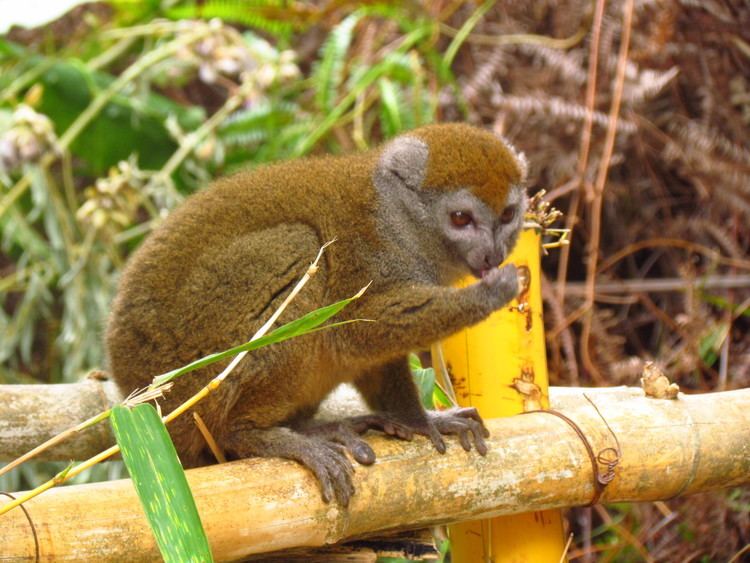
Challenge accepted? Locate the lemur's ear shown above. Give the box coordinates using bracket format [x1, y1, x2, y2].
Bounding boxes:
[373, 136, 428, 192]
[495, 133, 528, 183]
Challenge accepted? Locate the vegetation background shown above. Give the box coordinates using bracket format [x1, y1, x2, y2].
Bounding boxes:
[1, 0, 748, 560]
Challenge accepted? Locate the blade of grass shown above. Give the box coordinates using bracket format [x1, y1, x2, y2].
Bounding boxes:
[313, 13, 362, 112]
[440, 0, 496, 79]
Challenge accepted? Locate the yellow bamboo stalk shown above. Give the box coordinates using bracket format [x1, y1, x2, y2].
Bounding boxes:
[434, 226, 567, 562]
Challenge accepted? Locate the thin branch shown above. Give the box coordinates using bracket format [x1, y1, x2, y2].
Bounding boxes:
[555, 0, 606, 306]
[562, 275, 750, 296]
[439, 23, 588, 50]
[580, 0, 635, 382]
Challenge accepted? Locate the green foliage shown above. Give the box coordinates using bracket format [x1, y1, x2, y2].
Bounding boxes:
[111, 404, 213, 562]
[217, 99, 302, 165]
[699, 291, 750, 318]
[409, 353, 437, 409]
[408, 353, 451, 410]
[0, 20, 302, 383]
[297, 20, 436, 154]
[698, 322, 729, 367]
[109, 0, 163, 25]
[35, 60, 203, 175]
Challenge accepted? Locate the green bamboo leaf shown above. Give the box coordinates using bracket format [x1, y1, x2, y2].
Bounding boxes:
[408, 354, 452, 409]
[413, 365, 436, 410]
[440, 0, 495, 80]
[152, 286, 367, 386]
[408, 352, 422, 372]
[111, 404, 213, 563]
[409, 353, 437, 409]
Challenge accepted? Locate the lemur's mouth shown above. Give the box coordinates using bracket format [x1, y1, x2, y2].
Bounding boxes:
[470, 267, 491, 280]
[471, 259, 505, 280]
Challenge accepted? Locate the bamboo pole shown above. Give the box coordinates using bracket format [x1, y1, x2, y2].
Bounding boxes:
[0, 375, 120, 460]
[2, 387, 749, 561]
[434, 227, 567, 561]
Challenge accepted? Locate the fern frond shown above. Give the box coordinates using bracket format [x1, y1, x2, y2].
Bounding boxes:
[312, 13, 361, 113]
[166, 0, 296, 37]
[494, 94, 637, 133]
[220, 100, 296, 135]
[219, 101, 297, 150]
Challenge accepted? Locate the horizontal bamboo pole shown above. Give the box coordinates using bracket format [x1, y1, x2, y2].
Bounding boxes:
[2, 387, 749, 561]
[0, 376, 121, 460]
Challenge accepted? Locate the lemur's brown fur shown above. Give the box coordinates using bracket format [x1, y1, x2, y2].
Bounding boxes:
[107, 123, 527, 505]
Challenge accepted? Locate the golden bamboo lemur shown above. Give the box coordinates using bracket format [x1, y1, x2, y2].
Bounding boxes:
[106, 123, 528, 505]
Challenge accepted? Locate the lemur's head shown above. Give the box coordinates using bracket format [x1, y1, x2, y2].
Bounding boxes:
[374, 123, 527, 281]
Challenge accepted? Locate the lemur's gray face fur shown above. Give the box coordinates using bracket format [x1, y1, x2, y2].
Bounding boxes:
[373, 133, 527, 283]
[430, 185, 526, 280]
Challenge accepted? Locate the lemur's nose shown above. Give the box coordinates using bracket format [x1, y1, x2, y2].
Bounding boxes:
[484, 249, 505, 269]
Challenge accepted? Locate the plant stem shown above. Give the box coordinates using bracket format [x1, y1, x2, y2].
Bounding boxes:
[145, 76, 255, 198]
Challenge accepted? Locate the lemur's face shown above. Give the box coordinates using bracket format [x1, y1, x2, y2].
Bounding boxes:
[373, 125, 528, 283]
[432, 185, 526, 280]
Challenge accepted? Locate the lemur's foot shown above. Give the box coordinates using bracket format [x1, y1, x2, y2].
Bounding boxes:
[347, 407, 489, 455]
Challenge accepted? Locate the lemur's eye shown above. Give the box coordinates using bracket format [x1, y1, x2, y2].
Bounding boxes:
[500, 205, 517, 224]
[450, 211, 473, 228]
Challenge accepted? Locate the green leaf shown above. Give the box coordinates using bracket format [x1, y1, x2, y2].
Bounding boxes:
[0, 37, 25, 59]
[152, 286, 367, 386]
[408, 352, 422, 372]
[699, 291, 750, 318]
[432, 385, 453, 409]
[414, 366, 436, 409]
[111, 404, 213, 563]
[437, 538, 451, 560]
[218, 100, 298, 158]
[409, 353, 436, 409]
[440, 0, 495, 80]
[296, 23, 430, 155]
